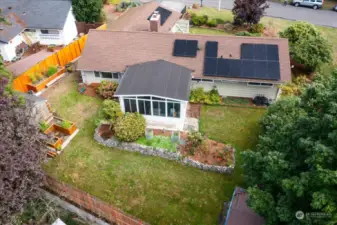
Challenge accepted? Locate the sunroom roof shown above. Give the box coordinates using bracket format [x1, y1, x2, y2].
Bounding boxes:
[115, 60, 192, 101]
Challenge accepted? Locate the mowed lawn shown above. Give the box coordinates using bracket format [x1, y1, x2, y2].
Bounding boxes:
[43, 74, 235, 225]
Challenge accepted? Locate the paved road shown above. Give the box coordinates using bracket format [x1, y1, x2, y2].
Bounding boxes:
[179, 0, 337, 27]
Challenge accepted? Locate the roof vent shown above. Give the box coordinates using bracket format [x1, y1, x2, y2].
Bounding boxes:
[149, 11, 160, 32]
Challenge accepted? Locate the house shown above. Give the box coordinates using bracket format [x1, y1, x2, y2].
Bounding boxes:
[110, 1, 189, 33]
[77, 30, 291, 130]
[0, 0, 77, 62]
[223, 187, 265, 225]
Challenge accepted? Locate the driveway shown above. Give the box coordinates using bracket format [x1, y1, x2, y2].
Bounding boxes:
[177, 0, 337, 27]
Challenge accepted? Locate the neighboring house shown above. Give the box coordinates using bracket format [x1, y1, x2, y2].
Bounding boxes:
[0, 0, 77, 62]
[77, 30, 291, 130]
[223, 187, 265, 225]
[110, 1, 189, 33]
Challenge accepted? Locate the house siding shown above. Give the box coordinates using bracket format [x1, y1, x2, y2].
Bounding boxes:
[191, 81, 279, 100]
[61, 7, 78, 45]
[81, 71, 119, 84]
[0, 34, 24, 61]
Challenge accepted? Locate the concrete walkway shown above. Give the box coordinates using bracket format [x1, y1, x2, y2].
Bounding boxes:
[178, 0, 337, 27]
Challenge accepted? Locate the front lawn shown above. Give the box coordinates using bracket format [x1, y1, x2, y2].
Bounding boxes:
[43, 74, 235, 225]
[189, 7, 337, 55]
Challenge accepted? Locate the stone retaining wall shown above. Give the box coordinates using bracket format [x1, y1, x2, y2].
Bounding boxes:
[94, 128, 235, 174]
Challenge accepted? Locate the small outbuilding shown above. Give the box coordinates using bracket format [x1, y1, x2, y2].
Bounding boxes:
[115, 60, 191, 130]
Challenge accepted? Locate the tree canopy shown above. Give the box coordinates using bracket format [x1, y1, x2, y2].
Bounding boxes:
[242, 71, 337, 225]
[72, 0, 104, 23]
[0, 78, 46, 224]
[232, 0, 269, 25]
[280, 22, 332, 72]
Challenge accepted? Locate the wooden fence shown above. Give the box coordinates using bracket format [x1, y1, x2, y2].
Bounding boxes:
[44, 175, 148, 225]
[12, 24, 106, 93]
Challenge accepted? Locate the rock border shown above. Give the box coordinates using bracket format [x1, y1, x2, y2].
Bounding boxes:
[94, 128, 235, 174]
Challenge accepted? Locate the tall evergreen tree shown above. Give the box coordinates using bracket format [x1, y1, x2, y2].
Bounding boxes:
[72, 0, 104, 23]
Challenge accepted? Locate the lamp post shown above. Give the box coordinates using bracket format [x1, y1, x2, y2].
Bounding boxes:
[218, 0, 221, 11]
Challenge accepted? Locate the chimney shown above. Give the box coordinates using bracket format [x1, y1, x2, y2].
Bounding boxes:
[150, 11, 160, 32]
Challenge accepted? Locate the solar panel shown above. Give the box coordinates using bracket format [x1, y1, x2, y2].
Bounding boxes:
[241, 44, 254, 60]
[217, 58, 230, 76]
[173, 39, 198, 57]
[267, 45, 279, 61]
[241, 60, 255, 78]
[173, 40, 186, 56]
[204, 58, 218, 76]
[148, 7, 172, 25]
[254, 44, 267, 61]
[254, 61, 268, 79]
[267, 61, 280, 80]
[185, 40, 198, 57]
[205, 41, 218, 58]
[229, 59, 242, 77]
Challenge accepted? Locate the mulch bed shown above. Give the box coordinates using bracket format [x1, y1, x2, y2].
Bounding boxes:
[179, 139, 234, 167]
[78, 83, 101, 98]
[187, 103, 201, 118]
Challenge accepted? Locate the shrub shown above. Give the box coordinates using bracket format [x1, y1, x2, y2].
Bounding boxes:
[96, 81, 118, 99]
[186, 131, 205, 155]
[29, 73, 37, 84]
[191, 14, 208, 26]
[279, 75, 310, 97]
[60, 120, 72, 129]
[114, 113, 146, 142]
[235, 31, 261, 37]
[35, 72, 44, 81]
[101, 99, 123, 123]
[39, 121, 50, 132]
[279, 22, 332, 71]
[189, 87, 222, 104]
[206, 19, 217, 27]
[45, 65, 57, 77]
[251, 23, 264, 34]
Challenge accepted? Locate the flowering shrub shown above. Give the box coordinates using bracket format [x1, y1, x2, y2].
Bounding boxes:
[96, 81, 118, 99]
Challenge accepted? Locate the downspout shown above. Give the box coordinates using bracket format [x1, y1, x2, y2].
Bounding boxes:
[224, 188, 237, 225]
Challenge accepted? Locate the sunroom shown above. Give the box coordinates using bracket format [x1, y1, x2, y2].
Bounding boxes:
[114, 60, 192, 131]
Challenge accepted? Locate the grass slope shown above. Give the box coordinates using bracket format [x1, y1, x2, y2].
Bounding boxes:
[43, 75, 233, 225]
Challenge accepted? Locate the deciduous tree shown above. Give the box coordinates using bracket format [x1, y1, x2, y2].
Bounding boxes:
[0, 78, 46, 224]
[242, 72, 337, 225]
[232, 0, 269, 25]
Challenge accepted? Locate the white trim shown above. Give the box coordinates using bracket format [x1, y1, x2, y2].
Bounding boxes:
[114, 94, 188, 103]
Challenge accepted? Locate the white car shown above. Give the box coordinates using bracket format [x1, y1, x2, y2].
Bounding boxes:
[293, 0, 323, 9]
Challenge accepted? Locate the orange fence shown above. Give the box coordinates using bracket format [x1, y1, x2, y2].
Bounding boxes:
[12, 24, 101, 93]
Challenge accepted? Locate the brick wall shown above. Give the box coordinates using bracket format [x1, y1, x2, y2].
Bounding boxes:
[44, 175, 148, 225]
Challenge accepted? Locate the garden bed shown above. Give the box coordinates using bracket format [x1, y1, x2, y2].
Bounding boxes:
[94, 125, 235, 173]
[41, 116, 78, 154]
[27, 67, 65, 93]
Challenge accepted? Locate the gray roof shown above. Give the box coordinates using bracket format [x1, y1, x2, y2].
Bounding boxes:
[0, 13, 26, 43]
[1, 0, 71, 42]
[115, 60, 192, 101]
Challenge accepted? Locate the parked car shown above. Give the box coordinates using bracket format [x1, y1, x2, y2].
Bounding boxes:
[334, 4, 337, 11]
[293, 0, 323, 9]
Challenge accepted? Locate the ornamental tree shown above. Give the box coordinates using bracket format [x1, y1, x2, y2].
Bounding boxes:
[72, 0, 104, 23]
[232, 0, 269, 25]
[280, 22, 332, 71]
[242, 72, 337, 225]
[0, 78, 46, 224]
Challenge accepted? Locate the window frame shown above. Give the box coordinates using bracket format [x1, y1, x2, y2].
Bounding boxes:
[101, 72, 113, 79]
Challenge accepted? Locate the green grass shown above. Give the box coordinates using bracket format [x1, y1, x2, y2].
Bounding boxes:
[200, 105, 265, 151]
[190, 27, 233, 35]
[222, 97, 252, 106]
[136, 136, 178, 153]
[43, 75, 235, 225]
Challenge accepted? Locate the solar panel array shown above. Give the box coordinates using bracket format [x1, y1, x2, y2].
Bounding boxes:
[173, 39, 198, 57]
[148, 7, 172, 26]
[203, 42, 281, 80]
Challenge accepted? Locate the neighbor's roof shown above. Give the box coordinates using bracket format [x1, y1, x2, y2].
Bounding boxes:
[0, 0, 71, 42]
[159, 1, 186, 13]
[225, 187, 265, 225]
[77, 30, 291, 83]
[115, 60, 192, 101]
[109, 2, 181, 32]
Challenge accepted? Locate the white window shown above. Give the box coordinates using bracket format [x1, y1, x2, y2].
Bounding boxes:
[113, 73, 119, 79]
[101, 72, 113, 79]
[94, 71, 100, 77]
